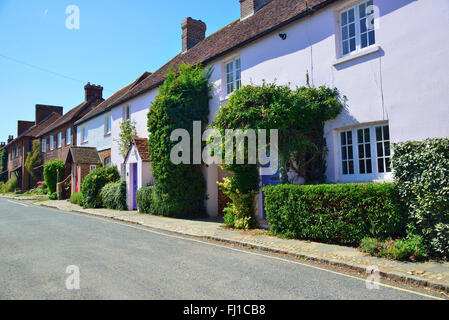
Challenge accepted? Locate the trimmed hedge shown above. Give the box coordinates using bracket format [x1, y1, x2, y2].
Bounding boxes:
[43, 159, 65, 194]
[392, 138, 449, 259]
[81, 166, 120, 208]
[263, 183, 407, 245]
[136, 186, 154, 214]
[100, 180, 127, 211]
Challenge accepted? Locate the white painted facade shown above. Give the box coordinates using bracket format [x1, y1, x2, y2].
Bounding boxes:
[85, 0, 449, 217]
[76, 112, 112, 153]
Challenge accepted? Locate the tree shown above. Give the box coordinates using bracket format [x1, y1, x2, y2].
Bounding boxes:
[147, 63, 211, 218]
[212, 82, 344, 229]
[0, 147, 7, 183]
[43, 159, 65, 194]
[25, 140, 43, 184]
[116, 119, 137, 160]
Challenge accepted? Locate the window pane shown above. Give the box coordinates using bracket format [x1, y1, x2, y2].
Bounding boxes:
[341, 132, 346, 145]
[343, 41, 349, 55]
[348, 8, 355, 22]
[369, 31, 375, 45]
[350, 38, 356, 52]
[361, 33, 368, 48]
[377, 142, 383, 157]
[365, 144, 371, 158]
[383, 125, 390, 140]
[376, 127, 382, 141]
[348, 146, 353, 160]
[386, 158, 392, 172]
[385, 142, 391, 156]
[366, 160, 372, 174]
[343, 162, 348, 175]
[364, 128, 370, 141]
[359, 160, 365, 174]
[378, 158, 384, 173]
[349, 23, 355, 38]
[342, 11, 348, 25]
[342, 147, 347, 160]
[349, 161, 354, 174]
[357, 129, 363, 143]
[342, 26, 348, 40]
[359, 3, 366, 18]
[347, 131, 353, 144]
[358, 144, 364, 158]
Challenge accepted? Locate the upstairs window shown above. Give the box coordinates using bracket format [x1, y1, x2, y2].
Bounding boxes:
[50, 136, 54, 151]
[82, 126, 88, 143]
[105, 115, 112, 135]
[339, 0, 376, 56]
[339, 124, 391, 178]
[66, 128, 71, 146]
[42, 139, 47, 153]
[225, 57, 241, 95]
[123, 106, 131, 121]
[57, 132, 62, 149]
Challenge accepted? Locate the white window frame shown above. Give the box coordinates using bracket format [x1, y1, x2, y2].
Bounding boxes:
[50, 136, 54, 151]
[123, 105, 131, 121]
[90, 165, 97, 172]
[82, 126, 88, 143]
[66, 128, 71, 146]
[42, 139, 47, 153]
[105, 114, 112, 135]
[337, 0, 376, 58]
[337, 123, 392, 182]
[104, 156, 111, 167]
[224, 57, 241, 96]
[57, 132, 62, 149]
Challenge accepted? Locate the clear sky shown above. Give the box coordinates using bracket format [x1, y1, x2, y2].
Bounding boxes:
[0, 0, 240, 143]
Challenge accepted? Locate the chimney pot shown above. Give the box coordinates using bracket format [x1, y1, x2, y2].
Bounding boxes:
[84, 83, 104, 101]
[239, 0, 265, 20]
[182, 17, 206, 52]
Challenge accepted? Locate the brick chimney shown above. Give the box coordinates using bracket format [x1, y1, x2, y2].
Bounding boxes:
[35, 105, 63, 125]
[84, 83, 103, 101]
[182, 17, 206, 52]
[7, 136, 14, 144]
[239, 0, 266, 20]
[17, 121, 35, 137]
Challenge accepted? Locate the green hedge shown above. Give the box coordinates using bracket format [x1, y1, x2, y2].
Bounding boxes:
[100, 180, 127, 211]
[136, 186, 154, 214]
[0, 175, 18, 193]
[81, 166, 120, 208]
[43, 159, 65, 194]
[392, 138, 449, 259]
[263, 183, 407, 245]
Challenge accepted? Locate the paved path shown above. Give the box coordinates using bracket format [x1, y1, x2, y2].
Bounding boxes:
[0, 198, 446, 299]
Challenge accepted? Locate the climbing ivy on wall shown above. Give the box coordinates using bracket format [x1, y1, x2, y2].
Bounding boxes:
[147, 63, 212, 218]
[0, 147, 7, 183]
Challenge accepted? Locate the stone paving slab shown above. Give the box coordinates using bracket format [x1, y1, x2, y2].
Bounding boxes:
[27, 199, 449, 293]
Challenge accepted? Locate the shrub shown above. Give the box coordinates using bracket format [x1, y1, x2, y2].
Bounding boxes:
[81, 166, 120, 208]
[100, 180, 127, 211]
[361, 235, 428, 262]
[70, 192, 84, 206]
[43, 159, 65, 194]
[392, 138, 449, 259]
[49, 192, 58, 200]
[263, 183, 407, 245]
[136, 186, 154, 214]
[147, 64, 210, 218]
[0, 148, 7, 183]
[0, 176, 19, 193]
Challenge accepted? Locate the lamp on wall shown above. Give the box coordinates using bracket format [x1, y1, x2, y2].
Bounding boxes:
[279, 33, 287, 40]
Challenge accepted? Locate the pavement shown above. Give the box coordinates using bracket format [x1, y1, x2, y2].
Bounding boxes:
[0, 197, 446, 300]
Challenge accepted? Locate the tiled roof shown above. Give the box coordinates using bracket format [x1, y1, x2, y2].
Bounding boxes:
[76, 0, 336, 124]
[68, 146, 101, 164]
[7, 112, 62, 146]
[38, 97, 104, 136]
[125, 137, 150, 162]
[75, 72, 152, 125]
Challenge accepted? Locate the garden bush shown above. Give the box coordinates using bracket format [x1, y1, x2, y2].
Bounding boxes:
[263, 183, 407, 245]
[81, 166, 120, 209]
[361, 234, 428, 262]
[43, 159, 65, 194]
[136, 186, 154, 214]
[49, 192, 58, 200]
[70, 192, 84, 206]
[0, 176, 19, 193]
[392, 138, 449, 259]
[100, 180, 127, 211]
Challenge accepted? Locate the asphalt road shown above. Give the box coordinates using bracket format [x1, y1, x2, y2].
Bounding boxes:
[0, 197, 445, 300]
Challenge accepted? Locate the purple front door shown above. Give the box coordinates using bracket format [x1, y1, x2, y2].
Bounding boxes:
[132, 163, 138, 210]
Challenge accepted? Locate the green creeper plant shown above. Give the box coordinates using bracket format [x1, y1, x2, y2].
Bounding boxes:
[25, 140, 43, 184]
[43, 159, 65, 194]
[116, 119, 137, 160]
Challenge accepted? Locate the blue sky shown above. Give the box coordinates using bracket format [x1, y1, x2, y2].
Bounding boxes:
[0, 0, 240, 143]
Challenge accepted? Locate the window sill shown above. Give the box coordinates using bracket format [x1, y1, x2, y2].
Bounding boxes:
[104, 132, 111, 137]
[333, 45, 380, 66]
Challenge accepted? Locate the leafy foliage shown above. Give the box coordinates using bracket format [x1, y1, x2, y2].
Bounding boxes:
[361, 235, 428, 262]
[0, 147, 7, 183]
[81, 166, 120, 208]
[147, 63, 211, 218]
[392, 138, 449, 259]
[136, 186, 155, 214]
[263, 183, 407, 245]
[43, 159, 65, 194]
[69, 192, 84, 206]
[212, 82, 344, 229]
[0, 175, 18, 193]
[25, 140, 42, 183]
[116, 119, 137, 160]
[49, 192, 58, 200]
[100, 180, 127, 211]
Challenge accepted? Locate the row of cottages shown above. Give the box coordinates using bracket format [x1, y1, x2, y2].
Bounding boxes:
[3, 84, 105, 191]
[52, 0, 449, 218]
